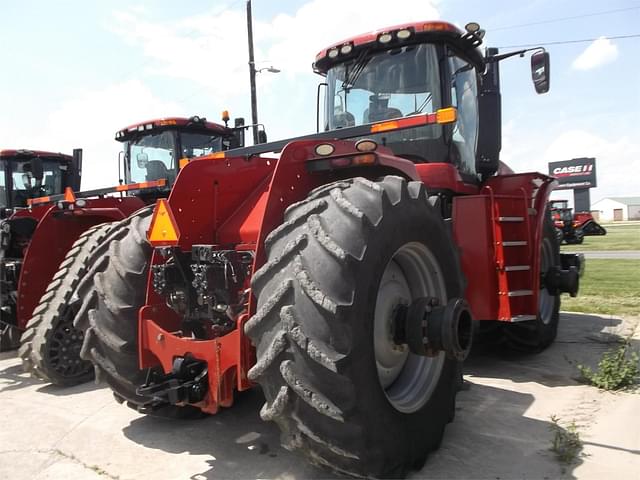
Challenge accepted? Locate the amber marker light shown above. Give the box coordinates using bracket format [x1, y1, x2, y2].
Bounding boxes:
[436, 107, 457, 124]
[63, 187, 76, 203]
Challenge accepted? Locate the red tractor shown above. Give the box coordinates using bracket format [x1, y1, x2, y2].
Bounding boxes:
[549, 199, 606, 244]
[77, 22, 582, 477]
[7, 116, 246, 385]
[0, 149, 83, 349]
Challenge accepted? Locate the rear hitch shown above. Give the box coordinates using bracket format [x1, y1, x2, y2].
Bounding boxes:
[393, 297, 473, 361]
[137, 356, 208, 405]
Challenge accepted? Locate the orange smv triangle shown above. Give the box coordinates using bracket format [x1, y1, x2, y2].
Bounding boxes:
[64, 187, 76, 202]
[147, 199, 180, 246]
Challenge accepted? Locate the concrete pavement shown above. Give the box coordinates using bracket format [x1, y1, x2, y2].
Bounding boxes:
[580, 251, 640, 259]
[1, 312, 639, 479]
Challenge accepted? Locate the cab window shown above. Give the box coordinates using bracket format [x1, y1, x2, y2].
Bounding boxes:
[449, 55, 479, 176]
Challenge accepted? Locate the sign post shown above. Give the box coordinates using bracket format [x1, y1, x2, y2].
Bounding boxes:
[548, 157, 596, 212]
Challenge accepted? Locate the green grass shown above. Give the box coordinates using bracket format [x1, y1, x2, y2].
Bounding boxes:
[562, 259, 640, 315]
[562, 223, 640, 252]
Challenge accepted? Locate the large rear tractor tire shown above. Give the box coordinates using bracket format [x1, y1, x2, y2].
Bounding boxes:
[76, 206, 200, 418]
[502, 214, 561, 352]
[19, 222, 114, 385]
[246, 177, 465, 478]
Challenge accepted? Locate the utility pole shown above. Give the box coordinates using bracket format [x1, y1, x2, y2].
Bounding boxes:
[246, 0, 258, 144]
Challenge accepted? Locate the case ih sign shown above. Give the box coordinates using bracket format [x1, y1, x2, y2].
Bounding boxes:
[548, 157, 597, 190]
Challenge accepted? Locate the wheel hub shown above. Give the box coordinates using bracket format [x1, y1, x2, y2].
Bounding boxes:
[48, 320, 91, 377]
[373, 242, 446, 414]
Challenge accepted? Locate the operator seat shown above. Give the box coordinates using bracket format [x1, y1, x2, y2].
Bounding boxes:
[363, 106, 403, 123]
[334, 111, 355, 128]
[145, 160, 170, 182]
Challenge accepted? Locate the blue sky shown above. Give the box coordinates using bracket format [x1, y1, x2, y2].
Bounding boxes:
[1, 0, 639, 205]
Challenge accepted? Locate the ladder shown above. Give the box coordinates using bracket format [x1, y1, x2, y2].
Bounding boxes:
[484, 186, 538, 321]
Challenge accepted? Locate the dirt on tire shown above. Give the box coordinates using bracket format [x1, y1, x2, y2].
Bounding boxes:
[246, 176, 465, 478]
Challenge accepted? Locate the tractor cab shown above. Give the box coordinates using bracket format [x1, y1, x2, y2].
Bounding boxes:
[115, 115, 246, 191]
[315, 21, 549, 182]
[0, 150, 81, 214]
[550, 199, 574, 223]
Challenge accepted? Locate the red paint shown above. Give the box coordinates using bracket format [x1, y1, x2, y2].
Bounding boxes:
[0, 150, 72, 161]
[15, 197, 145, 329]
[314, 21, 461, 67]
[453, 174, 556, 321]
[138, 306, 248, 413]
[116, 117, 231, 140]
[415, 163, 479, 194]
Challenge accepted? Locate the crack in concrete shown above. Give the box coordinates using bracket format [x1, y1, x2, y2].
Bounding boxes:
[0, 447, 120, 479]
[52, 448, 120, 479]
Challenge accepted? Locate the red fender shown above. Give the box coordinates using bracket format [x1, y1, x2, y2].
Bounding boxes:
[16, 197, 146, 329]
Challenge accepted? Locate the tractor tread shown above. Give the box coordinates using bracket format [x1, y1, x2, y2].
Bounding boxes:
[247, 176, 463, 477]
[76, 206, 201, 418]
[19, 222, 114, 385]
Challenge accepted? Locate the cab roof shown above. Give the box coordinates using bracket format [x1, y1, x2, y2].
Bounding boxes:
[313, 20, 485, 74]
[115, 116, 232, 141]
[0, 149, 73, 161]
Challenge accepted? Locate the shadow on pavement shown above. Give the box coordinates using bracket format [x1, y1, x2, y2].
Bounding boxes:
[123, 380, 584, 479]
[416, 382, 583, 479]
[467, 313, 636, 387]
[121, 313, 630, 478]
[123, 387, 325, 479]
[36, 379, 102, 396]
[0, 350, 101, 395]
[0, 353, 44, 393]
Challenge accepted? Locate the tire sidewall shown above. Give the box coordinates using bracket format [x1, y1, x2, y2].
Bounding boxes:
[343, 195, 462, 468]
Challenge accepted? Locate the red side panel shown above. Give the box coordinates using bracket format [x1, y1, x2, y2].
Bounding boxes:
[453, 196, 497, 320]
[415, 163, 479, 194]
[453, 173, 557, 322]
[16, 197, 145, 329]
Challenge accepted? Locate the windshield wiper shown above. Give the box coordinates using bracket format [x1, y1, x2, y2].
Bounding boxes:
[340, 49, 371, 92]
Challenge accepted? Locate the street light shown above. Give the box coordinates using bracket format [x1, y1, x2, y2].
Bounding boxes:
[256, 66, 281, 74]
[246, 0, 280, 144]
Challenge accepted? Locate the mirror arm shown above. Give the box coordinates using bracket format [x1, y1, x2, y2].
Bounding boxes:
[487, 47, 545, 63]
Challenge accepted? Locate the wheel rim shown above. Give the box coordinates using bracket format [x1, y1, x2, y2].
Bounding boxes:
[539, 238, 555, 325]
[373, 242, 446, 414]
[48, 319, 92, 377]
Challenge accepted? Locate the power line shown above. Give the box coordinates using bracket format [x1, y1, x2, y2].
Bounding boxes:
[492, 6, 640, 31]
[498, 33, 640, 49]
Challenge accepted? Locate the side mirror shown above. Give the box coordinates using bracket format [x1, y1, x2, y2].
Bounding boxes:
[230, 118, 246, 149]
[70, 148, 82, 191]
[257, 129, 267, 144]
[136, 152, 149, 168]
[29, 158, 44, 182]
[531, 51, 550, 94]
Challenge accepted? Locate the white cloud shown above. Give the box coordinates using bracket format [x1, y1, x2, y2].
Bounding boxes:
[105, 0, 442, 144]
[0, 80, 182, 190]
[503, 126, 640, 203]
[108, 1, 440, 97]
[572, 37, 618, 71]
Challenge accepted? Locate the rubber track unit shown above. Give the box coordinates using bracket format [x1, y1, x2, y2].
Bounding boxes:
[246, 176, 464, 478]
[76, 206, 201, 419]
[19, 222, 114, 385]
